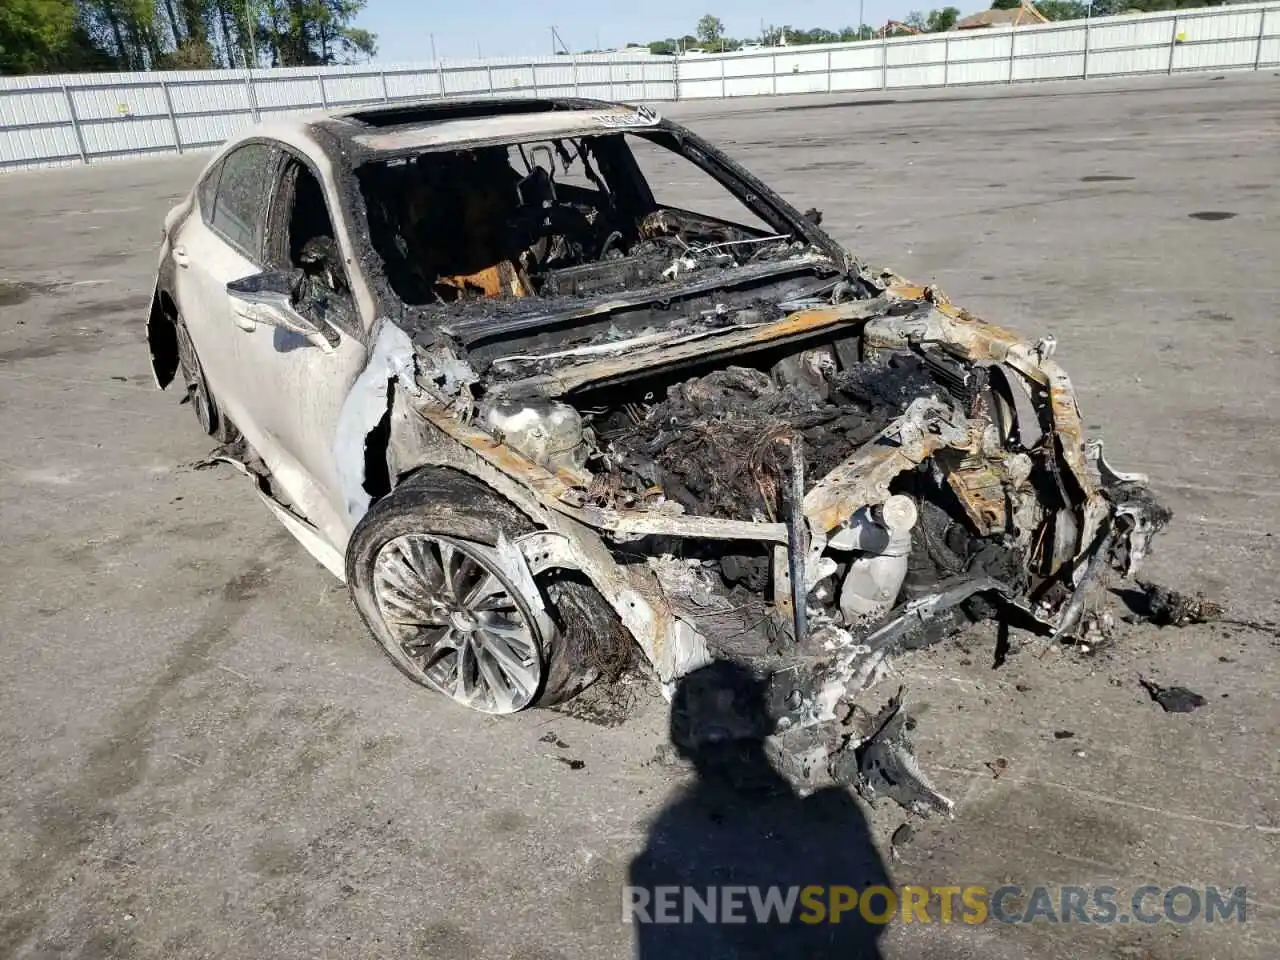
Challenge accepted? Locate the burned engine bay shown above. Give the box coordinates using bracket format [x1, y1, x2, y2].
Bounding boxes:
[361, 125, 1170, 815]
[387, 264, 1173, 815]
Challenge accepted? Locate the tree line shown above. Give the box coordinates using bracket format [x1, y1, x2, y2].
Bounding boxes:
[646, 2, 1231, 54]
[0, 0, 376, 75]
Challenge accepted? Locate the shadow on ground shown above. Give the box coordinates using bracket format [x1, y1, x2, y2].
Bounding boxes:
[629, 662, 889, 959]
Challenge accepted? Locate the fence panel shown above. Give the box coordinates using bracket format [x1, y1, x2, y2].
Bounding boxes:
[0, 2, 1276, 171]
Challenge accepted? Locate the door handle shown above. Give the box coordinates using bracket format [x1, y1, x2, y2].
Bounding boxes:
[172, 245, 190, 268]
[231, 307, 258, 332]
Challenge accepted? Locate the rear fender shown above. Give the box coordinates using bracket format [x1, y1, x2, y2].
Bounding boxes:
[149, 189, 196, 389]
[147, 284, 179, 389]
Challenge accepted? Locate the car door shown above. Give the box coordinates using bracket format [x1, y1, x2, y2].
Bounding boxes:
[170, 141, 279, 423]
[221, 147, 373, 557]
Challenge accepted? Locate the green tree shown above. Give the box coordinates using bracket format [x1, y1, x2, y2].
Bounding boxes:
[339, 26, 375, 60]
[838, 25, 875, 41]
[696, 13, 724, 47]
[990, 0, 1021, 9]
[158, 38, 215, 68]
[1036, 0, 1088, 18]
[925, 6, 961, 30]
[0, 0, 77, 73]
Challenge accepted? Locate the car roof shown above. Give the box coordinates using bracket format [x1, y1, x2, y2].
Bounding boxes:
[218, 98, 665, 171]
[332, 97, 662, 155]
[345, 106, 661, 153]
[250, 98, 663, 158]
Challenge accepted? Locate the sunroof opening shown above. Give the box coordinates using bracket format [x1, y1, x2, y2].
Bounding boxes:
[345, 98, 601, 129]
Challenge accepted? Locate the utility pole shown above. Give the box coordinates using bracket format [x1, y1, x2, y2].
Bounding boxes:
[859, 0, 866, 37]
[430, 33, 437, 62]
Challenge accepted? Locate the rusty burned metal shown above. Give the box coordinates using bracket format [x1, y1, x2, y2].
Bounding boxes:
[487, 300, 887, 400]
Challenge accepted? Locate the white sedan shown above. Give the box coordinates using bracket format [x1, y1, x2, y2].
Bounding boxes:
[147, 97, 1165, 810]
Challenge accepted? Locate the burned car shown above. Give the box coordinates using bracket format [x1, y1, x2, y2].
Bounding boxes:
[148, 98, 1167, 811]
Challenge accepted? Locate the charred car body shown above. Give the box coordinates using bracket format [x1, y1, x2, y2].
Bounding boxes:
[148, 99, 1167, 812]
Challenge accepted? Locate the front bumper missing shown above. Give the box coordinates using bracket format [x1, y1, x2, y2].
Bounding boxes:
[506, 429, 1168, 815]
[411, 291, 1172, 815]
[625, 460, 1170, 815]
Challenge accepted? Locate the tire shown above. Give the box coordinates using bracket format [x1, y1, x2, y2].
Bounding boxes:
[174, 314, 238, 444]
[345, 467, 605, 712]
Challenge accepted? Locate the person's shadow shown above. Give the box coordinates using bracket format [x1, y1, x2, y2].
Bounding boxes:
[628, 662, 890, 959]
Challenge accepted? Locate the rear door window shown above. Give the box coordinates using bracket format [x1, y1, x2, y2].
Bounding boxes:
[209, 142, 278, 260]
[197, 159, 222, 221]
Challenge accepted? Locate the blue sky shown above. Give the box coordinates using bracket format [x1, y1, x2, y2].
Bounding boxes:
[357, 0, 925, 64]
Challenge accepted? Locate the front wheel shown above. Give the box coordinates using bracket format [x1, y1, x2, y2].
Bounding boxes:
[345, 468, 602, 713]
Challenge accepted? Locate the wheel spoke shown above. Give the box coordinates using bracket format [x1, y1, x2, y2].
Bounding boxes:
[375, 571, 435, 622]
[454, 558, 488, 605]
[473, 592, 517, 613]
[402, 624, 450, 650]
[477, 616, 535, 646]
[474, 647, 517, 712]
[402, 537, 444, 591]
[370, 534, 544, 714]
[386, 610, 448, 629]
[377, 555, 433, 606]
[452, 637, 476, 702]
[478, 630, 537, 689]
[464, 570, 505, 606]
[436, 541, 461, 598]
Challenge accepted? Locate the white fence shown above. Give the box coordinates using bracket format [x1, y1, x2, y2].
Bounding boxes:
[677, 2, 1279, 98]
[1, 2, 1277, 171]
[0, 54, 677, 171]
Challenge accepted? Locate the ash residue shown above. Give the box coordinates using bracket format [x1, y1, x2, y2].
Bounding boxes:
[600, 356, 945, 520]
[834, 360, 941, 411]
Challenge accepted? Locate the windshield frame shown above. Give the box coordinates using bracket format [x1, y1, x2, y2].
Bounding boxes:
[327, 115, 852, 322]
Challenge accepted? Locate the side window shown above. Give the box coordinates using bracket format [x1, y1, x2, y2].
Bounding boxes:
[209, 142, 277, 259]
[197, 159, 222, 223]
[625, 134, 772, 233]
[269, 157, 357, 333]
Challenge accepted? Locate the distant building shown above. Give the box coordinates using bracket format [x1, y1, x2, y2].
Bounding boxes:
[954, 5, 1049, 29]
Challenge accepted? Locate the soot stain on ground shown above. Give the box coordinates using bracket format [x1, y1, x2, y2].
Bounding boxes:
[1178, 309, 1234, 324]
[83, 250, 134, 268]
[775, 97, 897, 113]
[0, 280, 32, 307]
[0, 334, 108, 365]
[1188, 211, 1236, 221]
[1080, 175, 1135, 182]
[56, 293, 153, 326]
[0, 279, 68, 308]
